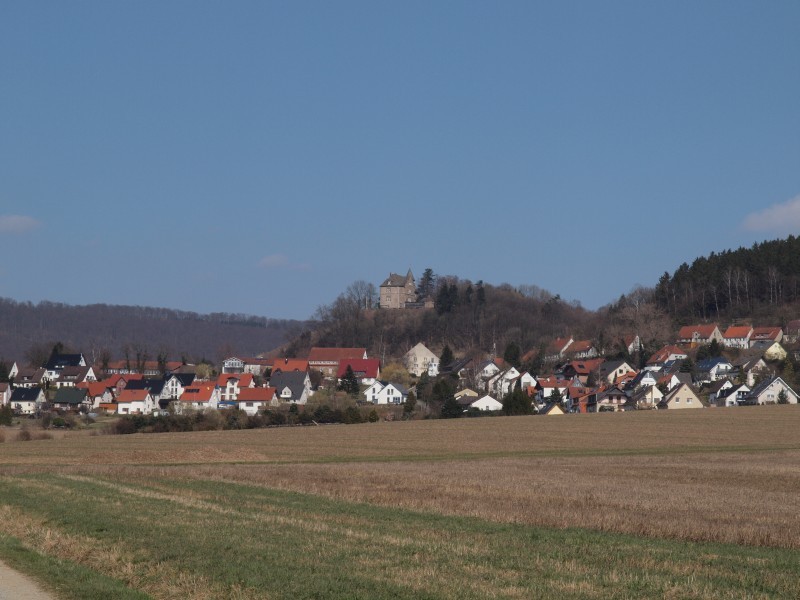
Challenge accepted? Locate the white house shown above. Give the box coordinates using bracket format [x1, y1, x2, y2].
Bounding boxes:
[9, 387, 45, 415]
[363, 381, 408, 405]
[176, 384, 221, 412]
[488, 367, 521, 397]
[467, 395, 503, 411]
[114, 389, 157, 415]
[217, 373, 255, 402]
[237, 387, 278, 415]
[722, 325, 753, 349]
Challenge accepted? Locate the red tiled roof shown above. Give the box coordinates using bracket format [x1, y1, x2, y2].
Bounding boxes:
[723, 326, 752, 339]
[678, 325, 718, 340]
[647, 345, 687, 364]
[77, 381, 112, 397]
[337, 359, 380, 379]
[308, 348, 367, 362]
[180, 384, 216, 402]
[568, 340, 594, 353]
[271, 358, 309, 372]
[237, 387, 277, 402]
[547, 337, 572, 354]
[217, 373, 254, 387]
[750, 327, 782, 341]
[565, 358, 603, 375]
[116, 389, 150, 403]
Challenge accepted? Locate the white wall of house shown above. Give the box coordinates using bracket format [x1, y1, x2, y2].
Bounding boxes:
[470, 395, 502, 411]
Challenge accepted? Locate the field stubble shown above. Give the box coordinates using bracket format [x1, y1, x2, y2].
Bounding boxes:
[1, 406, 800, 598]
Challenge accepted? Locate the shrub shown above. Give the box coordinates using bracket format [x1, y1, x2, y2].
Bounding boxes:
[114, 418, 137, 435]
[41, 412, 52, 429]
[343, 406, 363, 424]
[16, 429, 32, 442]
[0, 431, 5, 443]
[51, 416, 66, 428]
[368, 409, 379, 422]
[0, 404, 12, 426]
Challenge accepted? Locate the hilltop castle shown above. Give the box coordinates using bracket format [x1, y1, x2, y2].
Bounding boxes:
[379, 270, 417, 309]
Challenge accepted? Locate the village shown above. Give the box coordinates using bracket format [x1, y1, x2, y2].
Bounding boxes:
[2, 315, 800, 424]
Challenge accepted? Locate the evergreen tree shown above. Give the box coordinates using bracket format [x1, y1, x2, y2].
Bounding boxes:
[338, 365, 360, 396]
[403, 390, 417, 416]
[777, 389, 789, 404]
[548, 386, 564, 406]
[503, 342, 521, 369]
[440, 346, 454, 369]
[440, 396, 463, 418]
[502, 387, 532, 415]
[0, 361, 9, 383]
[782, 360, 797, 386]
[417, 268, 436, 299]
[476, 281, 486, 306]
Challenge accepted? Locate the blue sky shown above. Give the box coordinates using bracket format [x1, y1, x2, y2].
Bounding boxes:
[1, 1, 799, 320]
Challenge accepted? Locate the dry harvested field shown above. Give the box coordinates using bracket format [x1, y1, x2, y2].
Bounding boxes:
[1, 407, 799, 599]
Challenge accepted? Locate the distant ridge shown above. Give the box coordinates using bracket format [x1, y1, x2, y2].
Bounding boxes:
[0, 297, 304, 364]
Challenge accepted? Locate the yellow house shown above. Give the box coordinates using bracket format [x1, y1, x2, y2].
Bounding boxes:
[659, 383, 703, 409]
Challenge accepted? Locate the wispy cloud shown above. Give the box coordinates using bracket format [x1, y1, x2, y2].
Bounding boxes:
[742, 195, 800, 234]
[0, 215, 40, 234]
[258, 254, 311, 271]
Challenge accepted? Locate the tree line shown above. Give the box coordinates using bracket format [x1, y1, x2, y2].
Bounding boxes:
[0, 298, 302, 365]
[654, 236, 800, 322]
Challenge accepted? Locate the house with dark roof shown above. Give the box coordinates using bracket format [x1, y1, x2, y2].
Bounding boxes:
[14, 367, 47, 388]
[269, 370, 311, 404]
[9, 387, 45, 415]
[695, 357, 734, 384]
[44, 353, 86, 380]
[363, 381, 408, 405]
[749, 341, 787, 362]
[53, 387, 91, 412]
[598, 360, 636, 385]
[715, 383, 750, 407]
[595, 385, 630, 412]
[738, 376, 798, 405]
[53, 365, 96, 388]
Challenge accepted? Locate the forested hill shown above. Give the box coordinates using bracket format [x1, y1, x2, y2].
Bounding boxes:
[654, 236, 800, 323]
[0, 298, 303, 365]
[287, 236, 800, 365]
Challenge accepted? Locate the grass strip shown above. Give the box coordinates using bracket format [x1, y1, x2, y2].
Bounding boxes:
[1, 473, 799, 599]
[0, 533, 151, 600]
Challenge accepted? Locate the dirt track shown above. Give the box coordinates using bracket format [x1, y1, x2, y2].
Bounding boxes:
[0, 561, 55, 599]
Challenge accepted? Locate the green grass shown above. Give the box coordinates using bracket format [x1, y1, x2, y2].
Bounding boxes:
[0, 534, 151, 599]
[1, 471, 798, 599]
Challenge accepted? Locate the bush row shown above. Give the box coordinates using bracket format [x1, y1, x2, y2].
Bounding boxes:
[111, 405, 380, 435]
